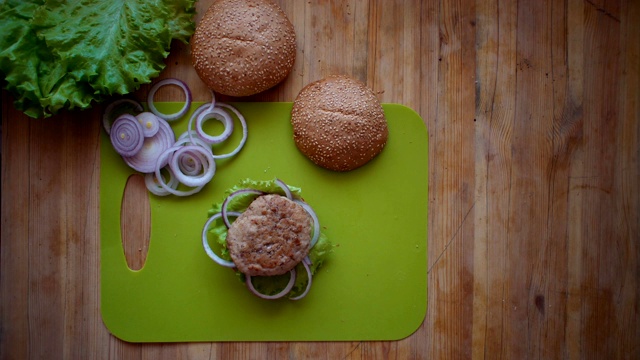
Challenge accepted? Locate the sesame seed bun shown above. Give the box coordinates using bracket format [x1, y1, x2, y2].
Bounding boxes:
[291, 75, 389, 171]
[191, 0, 296, 97]
[226, 194, 312, 277]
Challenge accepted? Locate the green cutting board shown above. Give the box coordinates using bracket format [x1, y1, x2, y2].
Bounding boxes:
[100, 102, 428, 342]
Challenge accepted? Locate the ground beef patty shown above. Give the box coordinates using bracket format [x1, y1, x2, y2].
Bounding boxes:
[226, 194, 312, 276]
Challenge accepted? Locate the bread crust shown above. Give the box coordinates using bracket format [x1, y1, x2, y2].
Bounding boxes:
[226, 194, 312, 276]
[191, 0, 296, 97]
[291, 75, 389, 171]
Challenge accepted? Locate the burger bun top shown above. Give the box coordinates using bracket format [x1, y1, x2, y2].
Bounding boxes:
[291, 75, 389, 171]
[191, 0, 297, 97]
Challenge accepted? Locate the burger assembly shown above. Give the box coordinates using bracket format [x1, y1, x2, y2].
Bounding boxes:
[202, 178, 332, 300]
[189, 0, 389, 299]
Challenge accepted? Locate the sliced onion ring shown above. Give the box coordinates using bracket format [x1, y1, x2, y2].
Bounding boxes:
[168, 144, 216, 188]
[144, 168, 179, 196]
[196, 107, 235, 145]
[178, 129, 201, 142]
[135, 112, 161, 138]
[103, 98, 143, 134]
[202, 212, 241, 268]
[212, 103, 248, 159]
[275, 178, 293, 200]
[187, 102, 215, 145]
[123, 117, 175, 173]
[147, 78, 192, 122]
[290, 258, 313, 300]
[165, 136, 212, 176]
[221, 189, 265, 228]
[153, 148, 204, 196]
[110, 114, 145, 157]
[178, 152, 202, 175]
[246, 268, 297, 300]
[294, 200, 320, 248]
[175, 132, 212, 149]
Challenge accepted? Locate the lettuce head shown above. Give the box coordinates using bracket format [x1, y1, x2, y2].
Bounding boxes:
[0, 0, 196, 118]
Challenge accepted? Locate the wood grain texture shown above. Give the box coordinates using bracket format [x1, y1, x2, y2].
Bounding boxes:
[1, 0, 638, 359]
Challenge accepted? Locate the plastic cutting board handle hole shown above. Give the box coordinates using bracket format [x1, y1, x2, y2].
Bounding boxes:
[120, 174, 151, 271]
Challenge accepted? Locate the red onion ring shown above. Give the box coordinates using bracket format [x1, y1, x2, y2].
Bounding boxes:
[196, 107, 235, 145]
[177, 130, 200, 142]
[144, 168, 179, 196]
[274, 178, 293, 200]
[211, 103, 248, 159]
[246, 268, 297, 300]
[103, 98, 143, 134]
[294, 200, 320, 248]
[110, 114, 145, 157]
[176, 134, 213, 173]
[221, 189, 265, 228]
[168, 144, 216, 188]
[202, 211, 241, 268]
[147, 78, 192, 122]
[135, 112, 161, 138]
[165, 135, 212, 176]
[175, 132, 212, 149]
[178, 151, 203, 175]
[123, 117, 175, 173]
[153, 148, 204, 196]
[186, 102, 215, 146]
[290, 258, 313, 300]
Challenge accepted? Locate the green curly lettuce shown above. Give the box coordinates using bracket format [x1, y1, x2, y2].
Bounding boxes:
[0, 0, 196, 118]
[205, 178, 334, 298]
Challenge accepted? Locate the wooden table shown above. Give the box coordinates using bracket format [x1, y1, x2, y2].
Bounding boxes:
[2, 0, 638, 358]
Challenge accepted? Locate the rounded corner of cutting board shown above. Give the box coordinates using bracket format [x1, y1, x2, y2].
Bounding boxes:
[100, 305, 134, 343]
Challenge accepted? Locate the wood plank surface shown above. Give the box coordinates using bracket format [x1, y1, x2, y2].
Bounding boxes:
[1, 0, 638, 358]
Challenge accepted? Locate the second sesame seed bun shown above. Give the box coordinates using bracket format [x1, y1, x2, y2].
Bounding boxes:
[190, 0, 297, 97]
[291, 75, 389, 172]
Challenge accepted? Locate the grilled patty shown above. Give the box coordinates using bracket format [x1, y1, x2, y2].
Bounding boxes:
[226, 194, 312, 276]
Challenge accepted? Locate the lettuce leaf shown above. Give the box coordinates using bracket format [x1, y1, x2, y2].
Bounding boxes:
[0, 0, 196, 118]
[205, 178, 335, 298]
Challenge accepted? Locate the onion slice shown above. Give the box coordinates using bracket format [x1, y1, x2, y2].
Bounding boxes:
[196, 107, 235, 145]
[144, 169, 179, 196]
[246, 268, 297, 300]
[290, 258, 313, 300]
[147, 78, 193, 122]
[221, 189, 265, 228]
[186, 102, 215, 146]
[122, 117, 175, 173]
[135, 112, 161, 138]
[177, 151, 203, 175]
[202, 212, 240, 268]
[274, 178, 293, 200]
[177, 130, 201, 142]
[103, 98, 143, 134]
[294, 200, 320, 248]
[211, 103, 248, 159]
[168, 144, 216, 188]
[176, 131, 212, 150]
[110, 114, 145, 157]
[153, 148, 204, 197]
